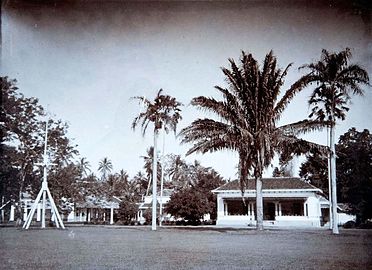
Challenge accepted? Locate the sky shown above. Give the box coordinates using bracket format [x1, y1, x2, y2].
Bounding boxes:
[2, 1, 372, 180]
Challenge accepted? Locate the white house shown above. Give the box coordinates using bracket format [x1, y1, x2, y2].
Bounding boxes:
[212, 177, 330, 228]
[137, 189, 173, 224]
[67, 195, 120, 224]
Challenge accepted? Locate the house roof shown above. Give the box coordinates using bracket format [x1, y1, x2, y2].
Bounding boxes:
[213, 177, 319, 192]
[76, 195, 119, 209]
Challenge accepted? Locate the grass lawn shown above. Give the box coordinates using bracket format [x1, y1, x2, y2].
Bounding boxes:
[0, 226, 371, 270]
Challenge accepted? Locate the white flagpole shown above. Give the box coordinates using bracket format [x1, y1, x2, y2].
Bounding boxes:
[23, 120, 65, 229]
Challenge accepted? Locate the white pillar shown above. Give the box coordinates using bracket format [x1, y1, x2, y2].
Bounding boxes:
[103, 212, 106, 222]
[275, 202, 279, 217]
[110, 207, 114, 225]
[10, 205, 15, 222]
[140, 210, 143, 224]
[250, 202, 256, 219]
[37, 203, 41, 221]
[217, 196, 224, 218]
[87, 209, 91, 222]
[224, 202, 228, 216]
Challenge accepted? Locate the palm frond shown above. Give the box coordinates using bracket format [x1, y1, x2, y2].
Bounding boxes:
[279, 119, 330, 136]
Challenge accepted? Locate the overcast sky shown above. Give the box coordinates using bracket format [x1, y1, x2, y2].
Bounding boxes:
[2, 1, 371, 180]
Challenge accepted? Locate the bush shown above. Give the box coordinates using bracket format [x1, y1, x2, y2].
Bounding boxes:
[175, 220, 186, 226]
[202, 220, 216, 225]
[342, 220, 356, 229]
[359, 220, 372, 229]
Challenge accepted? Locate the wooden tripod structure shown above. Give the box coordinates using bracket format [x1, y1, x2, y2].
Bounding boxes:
[23, 121, 65, 230]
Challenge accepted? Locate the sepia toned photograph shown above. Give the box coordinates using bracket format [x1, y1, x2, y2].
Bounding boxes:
[1, 0, 371, 269]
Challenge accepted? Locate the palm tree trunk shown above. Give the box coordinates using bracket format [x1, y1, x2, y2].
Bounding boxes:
[256, 176, 264, 230]
[327, 127, 333, 230]
[151, 128, 159, 231]
[330, 124, 339, 234]
[159, 127, 165, 227]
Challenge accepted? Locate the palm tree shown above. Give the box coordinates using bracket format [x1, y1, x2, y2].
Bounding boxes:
[300, 48, 370, 234]
[98, 157, 113, 181]
[180, 51, 326, 230]
[166, 154, 189, 190]
[78, 157, 91, 178]
[132, 171, 148, 200]
[132, 89, 182, 231]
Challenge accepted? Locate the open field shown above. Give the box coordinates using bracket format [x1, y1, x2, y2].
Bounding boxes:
[0, 226, 371, 270]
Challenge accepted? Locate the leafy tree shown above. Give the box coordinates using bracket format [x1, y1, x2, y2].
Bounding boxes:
[166, 160, 225, 222]
[336, 128, 372, 223]
[0, 145, 21, 205]
[1, 77, 44, 202]
[180, 51, 325, 230]
[1, 77, 79, 211]
[166, 188, 212, 223]
[118, 196, 139, 223]
[301, 48, 370, 233]
[98, 157, 113, 181]
[132, 89, 182, 230]
[47, 162, 81, 215]
[300, 128, 372, 223]
[299, 149, 329, 194]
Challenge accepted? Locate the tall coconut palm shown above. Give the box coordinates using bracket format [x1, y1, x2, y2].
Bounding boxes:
[132, 89, 182, 231]
[300, 48, 370, 234]
[180, 51, 326, 230]
[166, 154, 189, 190]
[78, 157, 91, 178]
[98, 157, 113, 181]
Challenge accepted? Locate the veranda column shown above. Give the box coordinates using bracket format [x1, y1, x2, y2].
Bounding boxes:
[10, 205, 15, 222]
[217, 197, 224, 219]
[275, 202, 279, 217]
[110, 206, 114, 225]
[223, 202, 228, 216]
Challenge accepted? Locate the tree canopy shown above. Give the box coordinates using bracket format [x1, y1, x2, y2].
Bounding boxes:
[1, 77, 79, 207]
[300, 128, 372, 223]
[166, 160, 225, 222]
